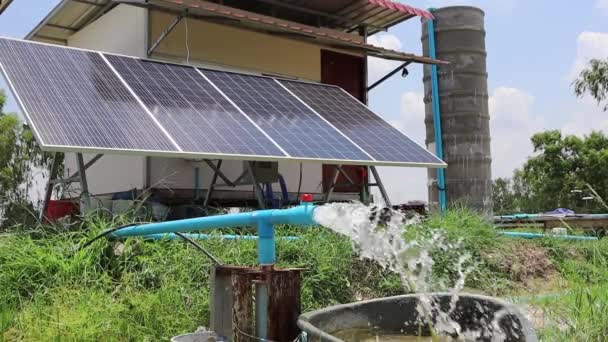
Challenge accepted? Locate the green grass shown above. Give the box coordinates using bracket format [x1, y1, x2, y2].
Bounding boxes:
[0, 215, 401, 341]
[2, 209, 608, 341]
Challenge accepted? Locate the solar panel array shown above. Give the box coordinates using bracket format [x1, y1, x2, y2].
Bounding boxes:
[0, 37, 445, 167]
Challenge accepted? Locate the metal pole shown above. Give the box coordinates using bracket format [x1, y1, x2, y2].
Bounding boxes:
[367, 61, 412, 92]
[360, 25, 371, 203]
[39, 152, 61, 222]
[203, 160, 222, 208]
[427, 11, 448, 212]
[246, 162, 266, 209]
[76, 153, 91, 215]
[369, 166, 392, 207]
[325, 165, 341, 203]
[194, 166, 200, 200]
[68, 153, 102, 180]
[147, 13, 184, 56]
[203, 159, 234, 186]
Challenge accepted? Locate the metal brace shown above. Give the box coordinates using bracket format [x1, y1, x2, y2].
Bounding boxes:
[147, 13, 185, 57]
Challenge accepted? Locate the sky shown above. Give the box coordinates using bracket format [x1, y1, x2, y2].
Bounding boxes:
[0, 0, 607, 204]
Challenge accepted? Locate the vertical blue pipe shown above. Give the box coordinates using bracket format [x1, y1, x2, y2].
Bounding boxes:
[427, 10, 447, 212]
[257, 218, 275, 264]
[194, 166, 200, 200]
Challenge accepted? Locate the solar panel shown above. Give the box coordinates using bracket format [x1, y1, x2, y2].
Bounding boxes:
[280, 80, 446, 166]
[200, 69, 372, 162]
[0, 38, 178, 152]
[104, 55, 286, 158]
[0, 37, 445, 168]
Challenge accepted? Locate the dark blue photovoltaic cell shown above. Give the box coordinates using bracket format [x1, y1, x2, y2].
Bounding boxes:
[280, 80, 445, 165]
[105, 55, 285, 157]
[200, 69, 372, 161]
[0, 38, 177, 152]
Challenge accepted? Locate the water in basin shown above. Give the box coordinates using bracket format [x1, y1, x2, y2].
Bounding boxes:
[333, 329, 461, 341]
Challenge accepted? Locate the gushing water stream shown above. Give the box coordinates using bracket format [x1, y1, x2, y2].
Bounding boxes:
[313, 202, 506, 341]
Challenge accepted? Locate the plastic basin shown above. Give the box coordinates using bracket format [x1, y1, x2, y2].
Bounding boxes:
[298, 293, 537, 342]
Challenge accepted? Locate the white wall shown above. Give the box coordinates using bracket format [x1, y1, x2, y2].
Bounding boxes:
[60, 5, 356, 197]
[64, 5, 147, 195]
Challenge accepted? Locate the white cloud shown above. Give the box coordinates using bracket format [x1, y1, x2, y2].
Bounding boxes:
[367, 33, 404, 84]
[489, 87, 543, 179]
[597, 0, 608, 14]
[423, 0, 515, 12]
[568, 32, 608, 80]
[561, 31, 608, 136]
[561, 97, 608, 136]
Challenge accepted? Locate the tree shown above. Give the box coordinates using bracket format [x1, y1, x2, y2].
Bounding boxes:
[492, 177, 517, 214]
[574, 58, 608, 111]
[0, 90, 51, 228]
[504, 130, 608, 213]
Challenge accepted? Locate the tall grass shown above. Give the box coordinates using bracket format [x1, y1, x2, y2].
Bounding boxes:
[0, 215, 400, 341]
[2, 208, 608, 340]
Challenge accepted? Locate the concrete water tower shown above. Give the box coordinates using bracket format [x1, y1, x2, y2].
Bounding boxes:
[422, 6, 492, 213]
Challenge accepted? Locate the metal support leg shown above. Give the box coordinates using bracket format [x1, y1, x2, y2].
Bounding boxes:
[76, 153, 91, 215]
[203, 159, 234, 186]
[69, 154, 102, 179]
[370, 166, 391, 207]
[246, 162, 266, 209]
[335, 165, 355, 185]
[324, 165, 341, 203]
[39, 152, 61, 222]
[203, 160, 222, 208]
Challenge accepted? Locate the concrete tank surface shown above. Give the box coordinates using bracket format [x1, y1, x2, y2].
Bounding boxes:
[298, 293, 537, 342]
[422, 6, 492, 213]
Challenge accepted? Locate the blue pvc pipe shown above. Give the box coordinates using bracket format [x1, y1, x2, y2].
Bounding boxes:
[427, 10, 447, 212]
[499, 231, 598, 241]
[111, 203, 317, 264]
[141, 233, 299, 241]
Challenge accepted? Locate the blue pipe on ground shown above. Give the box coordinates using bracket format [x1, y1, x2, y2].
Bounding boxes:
[499, 231, 598, 241]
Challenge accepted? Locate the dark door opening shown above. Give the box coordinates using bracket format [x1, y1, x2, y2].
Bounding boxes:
[320, 49, 366, 193]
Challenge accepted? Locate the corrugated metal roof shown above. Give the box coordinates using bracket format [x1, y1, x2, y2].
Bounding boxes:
[26, 0, 114, 44]
[266, 0, 433, 34]
[26, 0, 445, 64]
[154, 0, 444, 64]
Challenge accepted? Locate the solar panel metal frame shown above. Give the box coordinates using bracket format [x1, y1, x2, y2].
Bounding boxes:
[0, 36, 446, 168]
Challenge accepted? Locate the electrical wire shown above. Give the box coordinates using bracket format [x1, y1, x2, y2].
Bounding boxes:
[174, 232, 222, 265]
[296, 162, 303, 201]
[76, 223, 134, 252]
[185, 16, 190, 64]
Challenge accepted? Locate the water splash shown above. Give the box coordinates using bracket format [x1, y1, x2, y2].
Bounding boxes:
[313, 202, 504, 340]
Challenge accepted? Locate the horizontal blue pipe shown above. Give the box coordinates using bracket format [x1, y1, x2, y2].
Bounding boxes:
[142, 233, 299, 241]
[499, 231, 598, 241]
[111, 204, 317, 238]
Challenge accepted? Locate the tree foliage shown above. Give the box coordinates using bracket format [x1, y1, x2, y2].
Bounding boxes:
[492, 177, 517, 214]
[574, 58, 608, 111]
[0, 90, 51, 228]
[495, 130, 608, 213]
